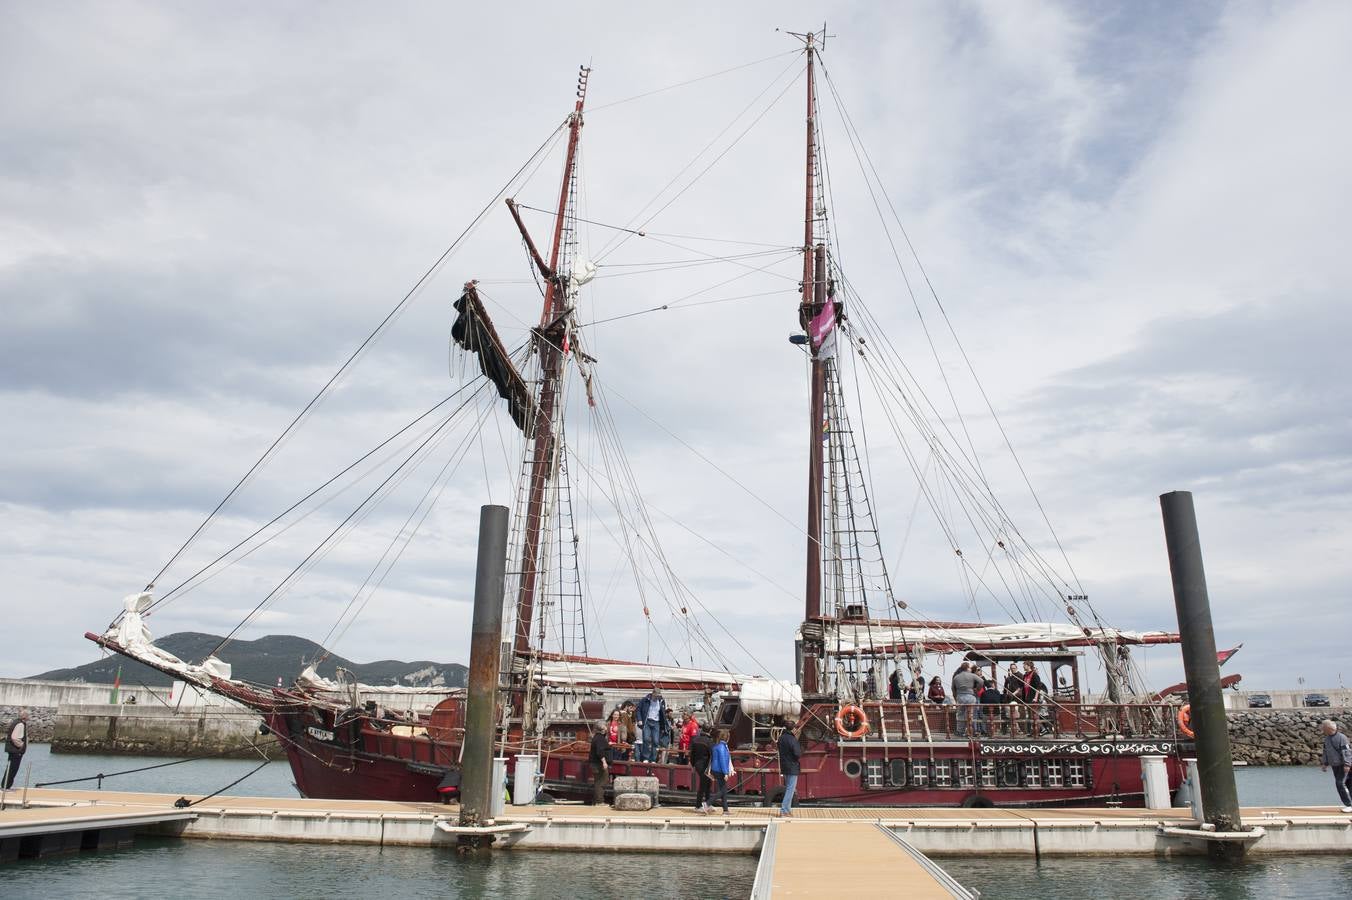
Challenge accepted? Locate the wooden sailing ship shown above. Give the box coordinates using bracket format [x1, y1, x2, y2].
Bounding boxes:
[89, 35, 1191, 808]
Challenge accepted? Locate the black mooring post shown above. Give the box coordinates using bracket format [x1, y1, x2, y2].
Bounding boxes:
[458, 505, 509, 832]
[1160, 490, 1245, 860]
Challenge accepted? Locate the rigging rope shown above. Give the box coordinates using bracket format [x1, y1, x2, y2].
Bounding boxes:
[206, 380, 496, 658]
[819, 59, 1086, 600]
[35, 738, 280, 788]
[142, 120, 569, 595]
[146, 382, 485, 614]
[589, 50, 800, 113]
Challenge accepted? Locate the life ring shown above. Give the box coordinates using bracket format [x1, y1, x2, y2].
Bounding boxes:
[834, 704, 870, 739]
[1177, 704, 1194, 739]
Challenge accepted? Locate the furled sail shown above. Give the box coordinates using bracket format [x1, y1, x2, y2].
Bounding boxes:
[451, 283, 535, 432]
[802, 621, 1181, 655]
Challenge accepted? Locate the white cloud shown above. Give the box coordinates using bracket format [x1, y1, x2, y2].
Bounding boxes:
[2, 2, 1348, 695]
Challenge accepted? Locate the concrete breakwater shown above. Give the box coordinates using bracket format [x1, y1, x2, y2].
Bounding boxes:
[50, 705, 279, 760]
[1225, 708, 1351, 766]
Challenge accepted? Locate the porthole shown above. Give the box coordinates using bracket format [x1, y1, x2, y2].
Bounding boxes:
[843, 758, 863, 779]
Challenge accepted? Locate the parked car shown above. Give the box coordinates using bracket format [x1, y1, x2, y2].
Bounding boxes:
[1247, 693, 1272, 708]
[1303, 693, 1331, 707]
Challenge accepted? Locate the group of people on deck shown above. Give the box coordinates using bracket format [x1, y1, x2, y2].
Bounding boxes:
[599, 688, 708, 765]
[588, 687, 804, 817]
[884, 660, 1052, 737]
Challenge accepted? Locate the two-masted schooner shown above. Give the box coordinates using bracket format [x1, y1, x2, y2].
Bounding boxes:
[89, 35, 1190, 808]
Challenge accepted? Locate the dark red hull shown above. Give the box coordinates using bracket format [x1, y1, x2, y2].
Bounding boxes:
[264, 704, 1183, 809]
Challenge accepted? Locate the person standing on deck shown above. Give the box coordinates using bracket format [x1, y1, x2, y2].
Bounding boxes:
[907, 673, 924, 703]
[606, 709, 625, 762]
[978, 679, 1006, 736]
[636, 687, 667, 763]
[1019, 660, 1047, 736]
[4, 709, 29, 790]
[777, 722, 802, 818]
[1004, 664, 1026, 735]
[952, 664, 983, 738]
[588, 722, 610, 805]
[888, 669, 903, 700]
[1319, 720, 1352, 812]
[678, 712, 700, 765]
[710, 728, 734, 816]
[689, 726, 713, 813]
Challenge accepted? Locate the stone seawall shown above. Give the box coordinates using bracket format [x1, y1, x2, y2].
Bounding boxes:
[50, 704, 281, 759]
[1226, 708, 1351, 766]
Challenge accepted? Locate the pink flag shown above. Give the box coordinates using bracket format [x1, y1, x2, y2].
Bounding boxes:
[809, 298, 837, 350]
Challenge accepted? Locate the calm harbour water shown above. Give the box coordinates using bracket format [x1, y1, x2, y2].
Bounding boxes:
[4, 746, 1349, 898]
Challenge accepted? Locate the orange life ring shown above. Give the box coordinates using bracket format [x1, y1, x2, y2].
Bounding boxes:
[1177, 704, 1194, 739]
[834, 704, 871, 739]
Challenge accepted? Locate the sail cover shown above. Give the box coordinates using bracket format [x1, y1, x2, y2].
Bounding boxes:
[533, 658, 744, 690]
[806, 621, 1179, 655]
[452, 285, 535, 431]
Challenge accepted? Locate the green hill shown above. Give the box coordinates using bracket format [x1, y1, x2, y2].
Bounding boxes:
[33, 633, 466, 689]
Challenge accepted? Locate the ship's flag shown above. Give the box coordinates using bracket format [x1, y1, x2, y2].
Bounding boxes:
[1217, 644, 1243, 666]
[809, 297, 837, 351]
[110, 665, 121, 704]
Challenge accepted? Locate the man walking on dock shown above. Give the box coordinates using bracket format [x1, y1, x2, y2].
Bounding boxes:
[1318, 720, 1352, 812]
[690, 726, 713, 813]
[4, 709, 28, 790]
[777, 721, 802, 817]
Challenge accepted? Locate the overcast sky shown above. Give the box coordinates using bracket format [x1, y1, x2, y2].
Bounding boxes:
[3, 1, 1349, 695]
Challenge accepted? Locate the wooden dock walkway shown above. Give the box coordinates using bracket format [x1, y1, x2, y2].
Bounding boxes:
[10, 789, 1352, 859]
[752, 820, 975, 899]
[0, 800, 196, 862]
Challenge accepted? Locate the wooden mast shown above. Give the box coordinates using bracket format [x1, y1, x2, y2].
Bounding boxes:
[800, 35, 824, 691]
[511, 67, 590, 655]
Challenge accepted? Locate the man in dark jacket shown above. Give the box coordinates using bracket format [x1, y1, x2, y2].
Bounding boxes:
[777, 721, 802, 817]
[688, 726, 713, 813]
[978, 679, 1006, 735]
[1319, 720, 1352, 812]
[635, 688, 668, 763]
[588, 723, 610, 805]
[4, 709, 28, 791]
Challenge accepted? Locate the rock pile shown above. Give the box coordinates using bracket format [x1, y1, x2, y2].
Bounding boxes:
[1227, 708, 1350, 766]
[0, 705, 56, 742]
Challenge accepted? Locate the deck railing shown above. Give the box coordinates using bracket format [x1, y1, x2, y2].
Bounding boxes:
[816, 700, 1182, 742]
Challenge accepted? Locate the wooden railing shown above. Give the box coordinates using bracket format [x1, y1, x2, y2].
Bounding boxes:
[813, 701, 1182, 742]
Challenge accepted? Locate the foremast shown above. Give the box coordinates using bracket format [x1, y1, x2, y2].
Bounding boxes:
[509, 67, 592, 658]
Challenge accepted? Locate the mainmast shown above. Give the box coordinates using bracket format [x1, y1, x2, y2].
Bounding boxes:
[510, 66, 591, 655]
[799, 34, 826, 690]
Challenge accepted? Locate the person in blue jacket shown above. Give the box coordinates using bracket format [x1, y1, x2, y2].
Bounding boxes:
[635, 687, 669, 763]
[709, 728, 734, 815]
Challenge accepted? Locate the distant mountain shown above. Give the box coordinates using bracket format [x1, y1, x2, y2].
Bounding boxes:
[33, 633, 466, 690]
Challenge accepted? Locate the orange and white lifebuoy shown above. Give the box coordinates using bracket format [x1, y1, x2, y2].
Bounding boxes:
[834, 704, 871, 739]
[1177, 703, 1194, 739]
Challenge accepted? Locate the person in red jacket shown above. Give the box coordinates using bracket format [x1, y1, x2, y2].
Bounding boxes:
[678, 713, 700, 765]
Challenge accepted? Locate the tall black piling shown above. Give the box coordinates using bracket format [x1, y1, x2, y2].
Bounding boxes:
[1160, 490, 1245, 860]
[458, 504, 509, 836]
